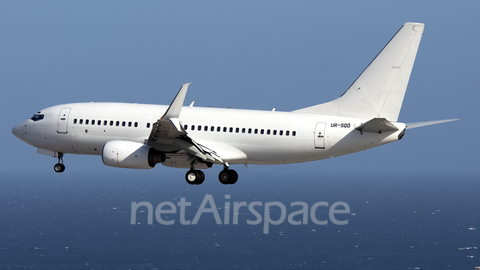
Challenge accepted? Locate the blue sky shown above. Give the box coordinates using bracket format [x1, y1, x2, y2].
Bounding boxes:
[1, 1, 478, 177]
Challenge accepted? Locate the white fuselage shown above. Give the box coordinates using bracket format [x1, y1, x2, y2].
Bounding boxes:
[12, 102, 405, 167]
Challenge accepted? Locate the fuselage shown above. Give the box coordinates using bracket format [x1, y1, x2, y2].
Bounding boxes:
[12, 102, 406, 166]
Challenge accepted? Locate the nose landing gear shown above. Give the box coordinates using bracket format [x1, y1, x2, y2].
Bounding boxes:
[54, 153, 65, 173]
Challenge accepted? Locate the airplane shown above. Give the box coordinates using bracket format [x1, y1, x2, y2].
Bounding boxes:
[12, 22, 458, 185]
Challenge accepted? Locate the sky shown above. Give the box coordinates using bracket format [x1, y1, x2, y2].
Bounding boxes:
[1, 1, 478, 178]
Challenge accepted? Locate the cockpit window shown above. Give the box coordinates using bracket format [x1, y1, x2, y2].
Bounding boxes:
[31, 114, 44, 122]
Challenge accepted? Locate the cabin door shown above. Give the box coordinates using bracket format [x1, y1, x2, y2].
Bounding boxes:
[57, 107, 71, 134]
[314, 122, 326, 149]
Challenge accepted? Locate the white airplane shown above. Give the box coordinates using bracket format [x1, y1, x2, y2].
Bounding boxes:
[12, 23, 458, 185]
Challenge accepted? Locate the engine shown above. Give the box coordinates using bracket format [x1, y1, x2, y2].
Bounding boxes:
[102, 141, 165, 169]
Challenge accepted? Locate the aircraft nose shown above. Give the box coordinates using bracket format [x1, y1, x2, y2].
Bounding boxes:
[12, 121, 27, 139]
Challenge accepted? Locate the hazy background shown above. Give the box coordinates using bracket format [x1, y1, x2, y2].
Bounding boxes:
[1, 1, 477, 177]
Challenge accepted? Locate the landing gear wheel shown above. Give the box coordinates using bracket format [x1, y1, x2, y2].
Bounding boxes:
[197, 170, 205, 184]
[218, 169, 238, 185]
[54, 163, 65, 173]
[54, 153, 65, 173]
[185, 170, 205, 185]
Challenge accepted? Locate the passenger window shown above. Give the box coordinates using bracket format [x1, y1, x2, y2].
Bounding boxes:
[260, 129, 264, 134]
[255, 129, 258, 134]
[74, 119, 77, 124]
[210, 126, 214, 132]
[184, 125, 188, 130]
[267, 129, 271, 135]
[104, 120, 107, 126]
[236, 128, 239, 133]
[248, 128, 252, 134]
[198, 125, 202, 131]
[134, 122, 138, 127]
[217, 127, 221, 132]
[292, 131, 296, 136]
[204, 126, 208, 131]
[279, 130, 283, 136]
[229, 127, 233, 133]
[97, 120, 101, 125]
[192, 125, 195, 131]
[273, 130, 277, 135]
[116, 121, 120, 126]
[146, 123, 151, 128]
[122, 121, 126, 127]
[80, 119, 83, 124]
[86, 119, 89, 125]
[92, 120, 95, 125]
[128, 122, 132, 127]
[223, 127, 227, 132]
[110, 121, 114, 126]
[242, 128, 246, 133]
[286, 131, 290, 136]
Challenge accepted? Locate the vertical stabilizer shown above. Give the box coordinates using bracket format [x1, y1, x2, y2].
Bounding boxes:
[294, 23, 424, 121]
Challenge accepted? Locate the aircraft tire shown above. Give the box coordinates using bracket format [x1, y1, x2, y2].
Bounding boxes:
[54, 163, 65, 173]
[185, 170, 198, 185]
[185, 170, 205, 185]
[218, 169, 238, 185]
[218, 170, 230, 185]
[228, 170, 238, 184]
[195, 170, 205, 185]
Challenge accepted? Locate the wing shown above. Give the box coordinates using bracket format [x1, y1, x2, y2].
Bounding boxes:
[147, 83, 189, 143]
[146, 83, 224, 165]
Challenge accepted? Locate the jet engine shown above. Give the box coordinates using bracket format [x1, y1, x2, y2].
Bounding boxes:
[102, 141, 165, 169]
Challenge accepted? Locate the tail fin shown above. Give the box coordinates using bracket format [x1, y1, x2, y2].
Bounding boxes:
[294, 22, 424, 122]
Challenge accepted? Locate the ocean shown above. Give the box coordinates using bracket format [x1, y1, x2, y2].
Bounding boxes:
[0, 170, 478, 269]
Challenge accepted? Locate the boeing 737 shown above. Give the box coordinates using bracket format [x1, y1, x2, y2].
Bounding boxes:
[12, 23, 458, 185]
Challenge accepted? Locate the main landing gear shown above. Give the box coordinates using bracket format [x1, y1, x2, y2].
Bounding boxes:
[185, 169, 205, 185]
[184, 162, 238, 185]
[218, 165, 238, 185]
[53, 153, 65, 173]
[185, 160, 205, 185]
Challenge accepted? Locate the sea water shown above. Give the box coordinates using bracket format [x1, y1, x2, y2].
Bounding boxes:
[0, 170, 478, 269]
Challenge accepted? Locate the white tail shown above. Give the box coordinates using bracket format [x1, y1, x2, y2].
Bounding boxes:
[295, 23, 424, 122]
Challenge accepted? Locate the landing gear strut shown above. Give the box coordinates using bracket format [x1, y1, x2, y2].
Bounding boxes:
[54, 153, 65, 173]
[218, 164, 238, 185]
[185, 161, 205, 185]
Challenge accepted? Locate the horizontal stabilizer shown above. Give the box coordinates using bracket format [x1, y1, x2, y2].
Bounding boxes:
[406, 119, 459, 129]
[356, 118, 399, 134]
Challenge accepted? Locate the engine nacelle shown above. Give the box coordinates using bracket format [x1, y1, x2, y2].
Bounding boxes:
[102, 141, 165, 169]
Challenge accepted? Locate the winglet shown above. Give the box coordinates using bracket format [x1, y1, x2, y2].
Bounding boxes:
[162, 83, 191, 119]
